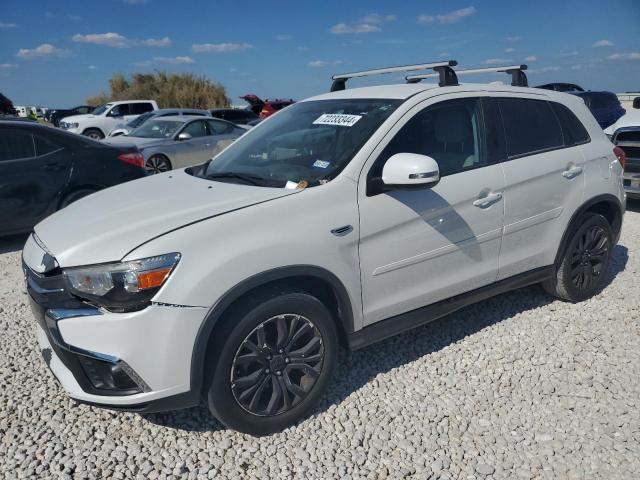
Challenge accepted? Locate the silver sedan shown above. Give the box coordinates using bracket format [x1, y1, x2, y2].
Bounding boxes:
[103, 115, 246, 174]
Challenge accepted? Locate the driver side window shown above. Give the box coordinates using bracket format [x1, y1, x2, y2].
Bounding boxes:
[370, 97, 484, 179]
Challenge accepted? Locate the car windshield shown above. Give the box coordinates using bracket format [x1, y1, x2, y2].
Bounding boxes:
[91, 104, 110, 116]
[129, 119, 184, 138]
[195, 99, 400, 187]
[127, 111, 155, 129]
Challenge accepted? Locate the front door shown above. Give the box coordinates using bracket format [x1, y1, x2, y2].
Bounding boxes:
[358, 94, 506, 325]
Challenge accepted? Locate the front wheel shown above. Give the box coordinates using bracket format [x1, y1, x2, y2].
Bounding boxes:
[83, 128, 104, 140]
[543, 213, 613, 302]
[206, 291, 338, 435]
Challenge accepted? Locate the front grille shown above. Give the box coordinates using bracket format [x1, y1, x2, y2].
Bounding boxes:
[24, 263, 85, 310]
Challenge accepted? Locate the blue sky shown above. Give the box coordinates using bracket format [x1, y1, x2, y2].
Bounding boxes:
[1, 0, 639, 107]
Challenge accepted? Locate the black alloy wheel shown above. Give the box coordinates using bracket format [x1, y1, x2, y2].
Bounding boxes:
[569, 224, 609, 291]
[230, 313, 325, 417]
[145, 155, 172, 174]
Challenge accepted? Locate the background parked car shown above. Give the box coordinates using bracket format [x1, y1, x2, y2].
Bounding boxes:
[209, 108, 259, 125]
[240, 94, 295, 118]
[571, 91, 625, 129]
[46, 105, 94, 127]
[108, 108, 212, 137]
[59, 100, 158, 139]
[103, 116, 245, 174]
[0, 121, 146, 236]
[536, 82, 585, 92]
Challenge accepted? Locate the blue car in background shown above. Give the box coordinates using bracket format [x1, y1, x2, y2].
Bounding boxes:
[571, 91, 626, 130]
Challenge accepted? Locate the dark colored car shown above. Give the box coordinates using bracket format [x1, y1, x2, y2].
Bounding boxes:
[0, 121, 147, 236]
[209, 108, 259, 125]
[240, 94, 295, 118]
[571, 91, 626, 129]
[47, 105, 94, 127]
[536, 82, 585, 92]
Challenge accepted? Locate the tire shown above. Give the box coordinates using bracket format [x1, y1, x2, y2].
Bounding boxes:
[145, 155, 172, 174]
[543, 213, 613, 302]
[206, 291, 338, 435]
[83, 128, 104, 140]
[59, 189, 96, 209]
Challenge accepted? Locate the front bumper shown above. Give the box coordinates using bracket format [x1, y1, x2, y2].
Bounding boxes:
[24, 256, 206, 412]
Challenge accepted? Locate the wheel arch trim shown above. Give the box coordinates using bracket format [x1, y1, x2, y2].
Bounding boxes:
[555, 193, 624, 265]
[189, 265, 355, 394]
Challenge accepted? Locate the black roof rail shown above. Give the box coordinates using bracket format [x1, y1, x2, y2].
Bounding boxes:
[330, 60, 458, 92]
[406, 64, 529, 87]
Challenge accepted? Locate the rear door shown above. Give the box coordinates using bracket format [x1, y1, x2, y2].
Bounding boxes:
[205, 119, 240, 158]
[0, 127, 71, 233]
[494, 95, 586, 279]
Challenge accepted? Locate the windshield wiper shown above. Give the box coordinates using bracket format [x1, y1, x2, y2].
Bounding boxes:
[205, 171, 266, 186]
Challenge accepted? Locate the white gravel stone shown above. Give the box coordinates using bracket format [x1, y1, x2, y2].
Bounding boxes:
[1, 203, 640, 479]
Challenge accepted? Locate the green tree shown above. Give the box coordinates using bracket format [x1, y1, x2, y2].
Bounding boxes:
[86, 71, 229, 109]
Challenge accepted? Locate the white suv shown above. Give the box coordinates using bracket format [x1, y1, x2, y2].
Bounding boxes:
[23, 63, 625, 435]
[59, 100, 158, 139]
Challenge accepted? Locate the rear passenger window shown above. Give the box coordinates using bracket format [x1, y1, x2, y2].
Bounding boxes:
[0, 130, 35, 161]
[550, 102, 590, 146]
[130, 103, 154, 115]
[498, 98, 563, 158]
[34, 135, 62, 156]
[206, 119, 233, 135]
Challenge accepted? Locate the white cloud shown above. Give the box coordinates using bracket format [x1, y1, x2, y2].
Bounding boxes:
[330, 13, 395, 34]
[72, 32, 171, 48]
[438, 52, 451, 58]
[88, 65, 97, 70]
[505, 36, 523, 42]
[505, 48, 514, 53]
[593, 39, 614, 48]
[484, 58, 512, 65]
[140, 37, 171, 47]
[45, 12, 56, 19]
[0, 63, 17, 68]
[308, 60, 343, 68]
[525, 55, 537, 62]
[296, 46, 309, 51]
[67, 15, 82, 21]
[16, 43, 72, 59]
[0, 21, 17, 28]
[528, 66, 561, 73]
[276, 34, 292, 41]
[136, 56, 195, 66]
[556, 51, 579, 58]
[418, 6, 476, 25]
[192, 42, 253, 53]
[608, 52, 640, 60]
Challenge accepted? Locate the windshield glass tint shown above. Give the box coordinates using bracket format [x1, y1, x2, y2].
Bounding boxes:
[91, 104, 110, 116]
[128, 111, 154, 128]
[201, 99, 400, 187]
[130, 119, 184, 138]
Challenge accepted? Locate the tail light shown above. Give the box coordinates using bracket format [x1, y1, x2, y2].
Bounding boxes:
[613, 146, 626, 168]
[117, 152, 145, 168]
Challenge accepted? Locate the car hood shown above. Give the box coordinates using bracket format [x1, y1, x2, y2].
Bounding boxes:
[34, 170, 298, 267]
[60, 113, 98, 123]
[604, 110, 640, 135]
[102, 135, 168, 149]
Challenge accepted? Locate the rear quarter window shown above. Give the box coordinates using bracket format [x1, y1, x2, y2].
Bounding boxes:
[549, 102, 590, 146]
[498, 98, 564, 158]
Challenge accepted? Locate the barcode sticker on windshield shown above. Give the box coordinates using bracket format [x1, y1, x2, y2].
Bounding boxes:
[313, 113, 362, 127]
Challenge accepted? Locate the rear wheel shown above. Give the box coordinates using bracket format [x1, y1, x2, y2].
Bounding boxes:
[206, 291, 338, 435]
[543, 213, 613, 302]
[83, 128, 104, 140]
[145, 155, 172, 174]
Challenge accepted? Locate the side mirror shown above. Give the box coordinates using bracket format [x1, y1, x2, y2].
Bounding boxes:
[633, 97, 640, 109]
[382, 153, 440, 188]
[177, 132, 192, 141]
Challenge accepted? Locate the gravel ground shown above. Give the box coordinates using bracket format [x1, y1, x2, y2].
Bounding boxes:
[1, 203, 639, 480]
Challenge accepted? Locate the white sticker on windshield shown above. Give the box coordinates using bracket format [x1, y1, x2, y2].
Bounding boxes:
[313, 113, 362, 127]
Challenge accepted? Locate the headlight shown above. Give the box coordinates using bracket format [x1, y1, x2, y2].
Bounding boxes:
[63, 253, 180, 311]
